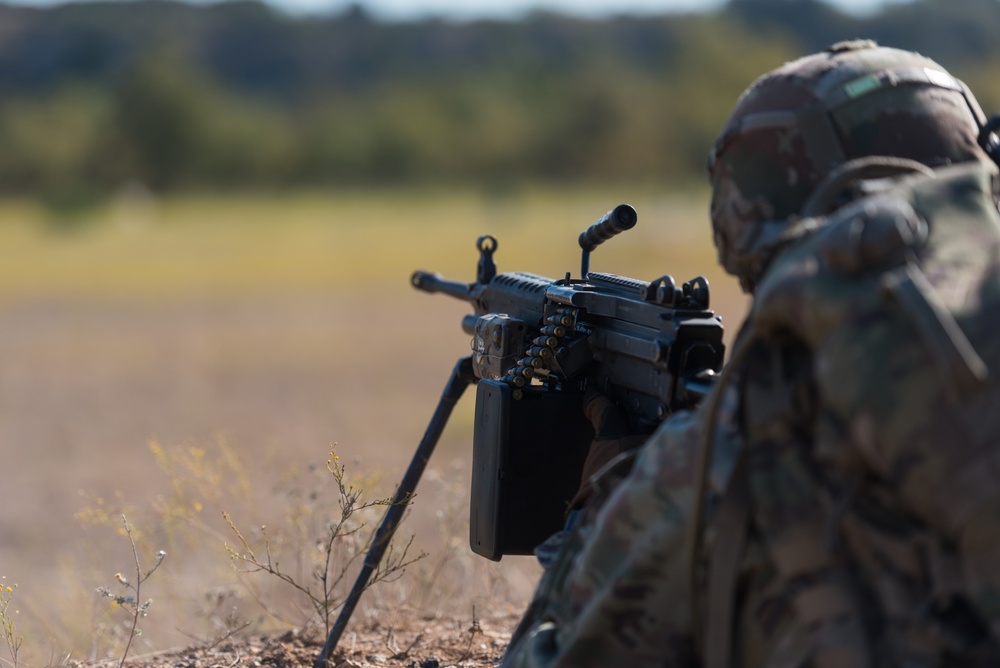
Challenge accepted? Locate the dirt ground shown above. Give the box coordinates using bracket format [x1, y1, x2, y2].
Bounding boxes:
[0, 293, 542, 665]
[88, 609, 522, 668]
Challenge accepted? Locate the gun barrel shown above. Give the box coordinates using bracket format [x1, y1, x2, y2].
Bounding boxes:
[411, 271, 476, 302]
[578, 203, 637, 253]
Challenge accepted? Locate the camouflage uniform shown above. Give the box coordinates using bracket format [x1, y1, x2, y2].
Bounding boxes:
[502, 42, 1000, 667]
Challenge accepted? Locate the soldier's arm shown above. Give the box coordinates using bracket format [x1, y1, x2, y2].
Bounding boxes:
[500, 409, 707, 668]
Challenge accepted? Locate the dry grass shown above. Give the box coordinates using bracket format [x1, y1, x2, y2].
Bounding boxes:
[0, 185, 748, 666]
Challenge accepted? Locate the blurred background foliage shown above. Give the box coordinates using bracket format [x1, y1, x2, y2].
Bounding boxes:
[1, 0, 999, 201]
[6, 2, 1000, 656]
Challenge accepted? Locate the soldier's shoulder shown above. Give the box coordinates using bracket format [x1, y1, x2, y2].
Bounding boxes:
[752, 162, 999, 345]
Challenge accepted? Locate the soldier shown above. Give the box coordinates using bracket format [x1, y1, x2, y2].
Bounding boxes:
[501, 40, 1000, 667]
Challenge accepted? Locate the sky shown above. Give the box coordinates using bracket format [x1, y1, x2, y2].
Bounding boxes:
[302, 0, 915, 20]
[6, 0, 917, 19]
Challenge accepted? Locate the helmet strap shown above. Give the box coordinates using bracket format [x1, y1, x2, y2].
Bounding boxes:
[977, 113, 1000, 170]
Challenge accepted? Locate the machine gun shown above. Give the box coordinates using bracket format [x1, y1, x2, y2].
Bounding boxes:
[316, 204, 725, 667]
[412, 203, 725, 559]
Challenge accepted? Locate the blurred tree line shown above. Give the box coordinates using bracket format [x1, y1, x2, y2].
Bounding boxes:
[1, 0, 1000, 197]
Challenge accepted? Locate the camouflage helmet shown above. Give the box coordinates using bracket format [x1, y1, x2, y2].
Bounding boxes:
[707, 40, 992, 292]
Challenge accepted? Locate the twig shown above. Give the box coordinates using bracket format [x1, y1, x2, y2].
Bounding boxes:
[456, 605, 483, 663]
[95, 515, 165, 668]
[207, 621, 254, 650]
[391, 632, 424, 660]
[118, 518, 142, 668]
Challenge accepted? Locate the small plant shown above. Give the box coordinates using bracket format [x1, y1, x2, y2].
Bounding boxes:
[223, 447, 425, 636]
[95, 515, 166, 668]
[1, 576, 23, 668]
[190, 586, 252, 648]
[457, 605, 484, 663]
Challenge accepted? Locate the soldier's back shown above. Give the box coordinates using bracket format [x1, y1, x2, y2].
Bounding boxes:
[745, 161, 1000, 664]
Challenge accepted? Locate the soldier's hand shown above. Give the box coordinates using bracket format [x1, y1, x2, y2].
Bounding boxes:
[569, 389, 647, 510]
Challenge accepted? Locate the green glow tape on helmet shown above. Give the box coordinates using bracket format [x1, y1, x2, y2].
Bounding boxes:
[843, 74, 882, 100]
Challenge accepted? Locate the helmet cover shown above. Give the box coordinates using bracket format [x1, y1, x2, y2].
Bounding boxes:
[708, 40, 989, 291]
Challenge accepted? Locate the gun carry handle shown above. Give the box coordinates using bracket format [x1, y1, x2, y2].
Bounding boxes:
[579, 203, 637, 277]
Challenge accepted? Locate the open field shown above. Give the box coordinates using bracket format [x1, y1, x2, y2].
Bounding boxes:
[0, 186, 749, 665]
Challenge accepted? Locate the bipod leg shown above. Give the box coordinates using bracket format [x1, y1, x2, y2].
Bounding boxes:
[316, 356, 476, 667]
